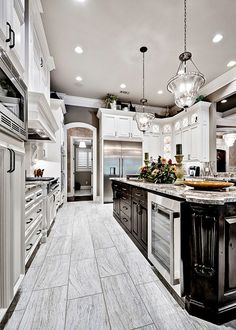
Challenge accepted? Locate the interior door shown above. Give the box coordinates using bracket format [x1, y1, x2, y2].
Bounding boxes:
[121, 142, 142, 177]
[103, 141, 121, 203]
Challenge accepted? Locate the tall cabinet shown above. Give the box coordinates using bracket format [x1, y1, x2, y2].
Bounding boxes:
[0, 134, 25, 313]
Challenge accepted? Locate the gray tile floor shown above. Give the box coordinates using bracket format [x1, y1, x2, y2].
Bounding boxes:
[4, 202, 236, 330]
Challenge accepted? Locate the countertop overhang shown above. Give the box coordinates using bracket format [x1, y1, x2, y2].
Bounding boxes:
[111, 178, 236, 205]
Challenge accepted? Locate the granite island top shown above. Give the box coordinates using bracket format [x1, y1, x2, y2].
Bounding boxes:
[111, 178, 236, 205]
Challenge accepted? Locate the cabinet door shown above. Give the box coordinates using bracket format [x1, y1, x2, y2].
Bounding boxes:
[102, 115, 116, 137]
[31, 30, 42, 92]
[132, 120, 143, 138]
[190, 125, 199, 160]
[117, 117, 131, 138]
[140, 206, 148, 248]
[132, 200, 140, 241]
[143, 135, 161, 160]
[182, 128, 191, 161]
[0, 0, 8, 48]
[10, 149, 24, 286]
[0, 147, 12, 307]
[174, 130, 182, 152]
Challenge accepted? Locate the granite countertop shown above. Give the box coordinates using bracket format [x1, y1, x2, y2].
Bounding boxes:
[111, 178, 236, 205]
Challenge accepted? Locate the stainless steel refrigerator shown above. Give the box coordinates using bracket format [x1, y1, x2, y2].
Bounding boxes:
[103, 141, 142, 202]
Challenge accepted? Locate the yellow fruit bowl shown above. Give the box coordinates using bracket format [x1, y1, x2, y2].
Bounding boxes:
[184, 180, 234, 190]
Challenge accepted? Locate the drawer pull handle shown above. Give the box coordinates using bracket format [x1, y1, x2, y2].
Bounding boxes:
[26, 198, 33, 203]
[26, 218, 33, 224]
[37, 209, 42, 214]
[123, 218, 128, 222]
[36, 229, 42, 235]
[122, 188, 127, 191]
[26, 243, 33, 251]
[36, 192, 42, 197]
[121, 197, 127, 200]
[123, 206, 128, 210]
[135, 193, 141, 197]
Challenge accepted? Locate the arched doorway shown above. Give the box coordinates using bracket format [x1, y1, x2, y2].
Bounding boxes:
[64, 123, 97, 202]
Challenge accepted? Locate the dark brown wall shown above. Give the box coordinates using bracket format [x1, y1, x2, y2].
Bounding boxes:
[64, 105, 99, 128]
[75, 172, 91, 186]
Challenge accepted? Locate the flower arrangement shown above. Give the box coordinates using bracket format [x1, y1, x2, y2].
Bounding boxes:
[139, 156, 176, 184]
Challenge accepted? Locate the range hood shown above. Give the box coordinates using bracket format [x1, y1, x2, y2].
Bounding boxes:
[28, 92, 58, 142]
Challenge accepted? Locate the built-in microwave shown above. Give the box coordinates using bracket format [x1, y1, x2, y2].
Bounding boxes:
[0, 47, 27, 141]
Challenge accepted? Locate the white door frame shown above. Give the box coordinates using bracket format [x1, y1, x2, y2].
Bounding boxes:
[64, 123, 97, 202]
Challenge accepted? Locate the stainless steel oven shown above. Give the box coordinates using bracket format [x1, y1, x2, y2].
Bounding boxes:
[148, 193, 182, 294]
[0, 47, 27, 140]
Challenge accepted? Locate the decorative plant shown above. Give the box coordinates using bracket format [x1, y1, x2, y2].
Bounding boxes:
[104, 93, 118, 108]
[139, 156, 176, 184]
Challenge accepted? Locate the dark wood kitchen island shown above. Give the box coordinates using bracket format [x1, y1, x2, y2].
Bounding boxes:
[111, 178, 236, 325]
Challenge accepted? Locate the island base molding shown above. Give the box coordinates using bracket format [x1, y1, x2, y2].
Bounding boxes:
[185, 298, 236, 325]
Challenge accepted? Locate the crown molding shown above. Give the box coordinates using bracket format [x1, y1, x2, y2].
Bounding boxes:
[57, 93, 103, 108]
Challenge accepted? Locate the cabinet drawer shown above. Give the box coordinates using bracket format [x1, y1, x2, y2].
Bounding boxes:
[120, 199, 131, 218]
[120, 192, 131, 203]
[120, 184, 131, 194]
[25, 192, 35, 210]
[120, 210, 132, 232]
[132, 188, 147, 201]
[25, 220, 42, 260]
[25, 202, 43, 234]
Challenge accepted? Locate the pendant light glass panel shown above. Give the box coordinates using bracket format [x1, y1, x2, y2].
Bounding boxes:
[135, 112, 155, 132]
[167, 70, 205, 108]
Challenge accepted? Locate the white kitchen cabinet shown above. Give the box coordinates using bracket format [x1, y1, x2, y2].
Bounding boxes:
[0, 0, 25, 78]
[143, 134, 161, 160]
[0, 143, 24, 309]
[98, 109, 143, 140]
[117, 116, 131, 137]
[182, 127, 191, 161]
[102, 114, 117, 137]
[28, 0, 55, 104]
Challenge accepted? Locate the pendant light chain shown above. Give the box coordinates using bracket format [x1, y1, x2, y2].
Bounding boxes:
[184, 0, 187, 52]
[142, 51, 145, 107]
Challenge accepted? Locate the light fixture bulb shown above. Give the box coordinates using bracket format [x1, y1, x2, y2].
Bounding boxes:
[79, 141, 86, 148]
[157, 90, 163, 95]
[75, 46, 83, 54]
[120, 83, 126, 89]
[227, 61, 236, 68]
[76, 76, 83, 81]
[212, 34, 223, 43]
[221, 99, 227, 104]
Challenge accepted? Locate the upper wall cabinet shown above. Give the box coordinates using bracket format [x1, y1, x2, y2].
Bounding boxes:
[97, 109, 143, 140]
[28, 0, 55, 104]
[0, 0, 26, 79]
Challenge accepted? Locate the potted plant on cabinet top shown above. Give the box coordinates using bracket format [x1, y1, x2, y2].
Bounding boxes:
[104, 93, 118, 110]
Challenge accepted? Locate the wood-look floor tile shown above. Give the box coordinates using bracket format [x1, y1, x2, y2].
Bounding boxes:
[4, 310, 25, 330]
[65, 294, 110, 330]
[18, 286, 67, 330]
[47, 236, 72, 256]
[120, 250, 157, 285]
[20, 267, 40, 292]
[34, 255, 70, 290]
[71, 219, 94, 261]
[104, 219, 124, 236]
[52, 223, 73, 237]
[95, 247, 127, 277]
[14, 290, 32, 311]
[137, 281, 195, 330]
[68, 258, 102, 299]
[135, 325, 157, 330]
[89, 222, 114, 250]
[111, 234, 137, 254]
[29, 243, 48, 268]
[102, 273, 152, 330]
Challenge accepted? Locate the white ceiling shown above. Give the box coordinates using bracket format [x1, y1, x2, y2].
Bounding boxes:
[41, 0, 236, 107]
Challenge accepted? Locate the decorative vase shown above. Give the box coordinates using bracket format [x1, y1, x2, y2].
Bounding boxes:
[174, 154, 184, 185]
[110, 101, 117, 110]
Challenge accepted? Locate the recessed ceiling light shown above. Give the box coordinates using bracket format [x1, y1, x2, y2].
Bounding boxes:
[76, 76, 83, 81]
[212, 34, 223, 43]
[221, 99, 227, 104]
[120, 83, 126, 89]
[74, 46, 83, 54]
[227, 60, 236, 68]
[76, 0, 86, 2]
[157, 90, 163, 95]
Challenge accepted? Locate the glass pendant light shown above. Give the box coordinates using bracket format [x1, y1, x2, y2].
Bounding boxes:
[167, 0, 205, 109]
[79, 141, 86, 148]
[135, 47, 154, 132]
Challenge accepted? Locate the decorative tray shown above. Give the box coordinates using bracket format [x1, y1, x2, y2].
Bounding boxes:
[184, 180, 234, 190]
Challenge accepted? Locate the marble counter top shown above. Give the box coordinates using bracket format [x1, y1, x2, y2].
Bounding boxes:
[111, 178, 236, 205]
